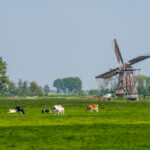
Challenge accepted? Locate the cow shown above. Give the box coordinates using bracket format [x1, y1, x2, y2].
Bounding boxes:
[86, 105, 99, 112]
[16, 106, 25, 114]
[8, 109, 17, 113]
[41, 109, 51, 113]
[102, 93, 112, 100]
[53, 105, 64, 116]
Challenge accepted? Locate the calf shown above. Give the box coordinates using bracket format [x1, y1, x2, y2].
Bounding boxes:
[8, 109, 16, 113]
[42, 109, 51, 113]
[86, 105, 99, 112]
[16, 106, 25, 114]
[53, 105, 64, 116]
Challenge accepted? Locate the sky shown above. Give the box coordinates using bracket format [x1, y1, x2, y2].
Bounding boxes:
[0, 0, 150, 90]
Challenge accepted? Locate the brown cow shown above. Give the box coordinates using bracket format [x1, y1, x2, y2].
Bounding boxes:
[86, 105, 99, 112]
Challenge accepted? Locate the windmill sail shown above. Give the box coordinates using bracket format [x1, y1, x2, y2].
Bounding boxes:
[95, 67, 118, 79]
[114, 39, 124, 64]
[128, 52, 150, 65]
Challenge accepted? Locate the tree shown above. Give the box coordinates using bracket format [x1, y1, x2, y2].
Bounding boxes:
[53, 79, 64, 93]
[43, 85, 50, 96]
[17, 79, 22, 96]
[22, 81, 29, 96]
[53, 77, 82, 94]
[88, 89, 100, 95]
[136, 75, 150, 96]
[0, 57, 10, 95]
[29, 81, 43, 96]
[96, 77, 117, 95]
[8, 81, 17, 96]
[12, 79, 29, 96]
[63, 77, 82, 94]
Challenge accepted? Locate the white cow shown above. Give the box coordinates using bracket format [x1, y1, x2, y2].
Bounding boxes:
[8, 109, 17, 113]
[53, 105, 64, 116]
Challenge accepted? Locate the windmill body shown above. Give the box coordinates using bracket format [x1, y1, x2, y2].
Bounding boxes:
[115, 69, 138, 99]
[96, 39, 150, 99]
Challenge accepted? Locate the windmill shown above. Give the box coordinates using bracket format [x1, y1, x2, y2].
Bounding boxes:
[95, 39, 150, 99]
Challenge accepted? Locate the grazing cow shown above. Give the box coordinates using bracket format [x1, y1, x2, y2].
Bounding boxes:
[8, 109, 16, 113]
[53, 105, 64, 116]
[42, 109, 51, 113]
[86, 105, 99, 112]
[16, 106, 25, 114]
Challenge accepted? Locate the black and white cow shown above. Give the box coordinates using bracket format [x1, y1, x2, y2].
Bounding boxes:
[16, 106, 25, 114]
[41, 109, 51, 113]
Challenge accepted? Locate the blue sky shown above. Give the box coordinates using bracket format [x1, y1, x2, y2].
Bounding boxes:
[1, 0, 150, 89]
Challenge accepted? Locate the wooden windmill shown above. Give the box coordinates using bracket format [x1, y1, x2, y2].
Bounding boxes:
[95, 39, 150, 99]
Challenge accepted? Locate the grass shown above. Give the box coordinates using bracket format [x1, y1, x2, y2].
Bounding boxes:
[0, 97, 150, 149]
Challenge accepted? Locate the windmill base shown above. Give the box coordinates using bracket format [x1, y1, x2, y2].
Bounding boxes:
[115, 71, 138, 100]
[115, 94, 138, 100]
[126, 94, 138, 100]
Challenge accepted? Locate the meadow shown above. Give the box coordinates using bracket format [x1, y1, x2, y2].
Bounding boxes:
[0, 97, 150, 150]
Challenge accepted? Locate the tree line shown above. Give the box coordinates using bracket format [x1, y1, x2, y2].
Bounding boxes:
[0, 57, 49, 96]
[1, 56, 150, 96]
[7, 79, 50, 96]
[0, 57, 83, 96]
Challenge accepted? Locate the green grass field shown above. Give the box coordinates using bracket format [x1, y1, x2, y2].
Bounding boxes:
[0, 97, 150, 150]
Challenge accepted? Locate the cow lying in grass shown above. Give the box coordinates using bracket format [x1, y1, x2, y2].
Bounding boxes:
[86, 105, 99, 112]
[42, 109, 51, 113]
[8, 109, 17, 113]
[53, 105, 64, 116]
[16, 106, 25, 114]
